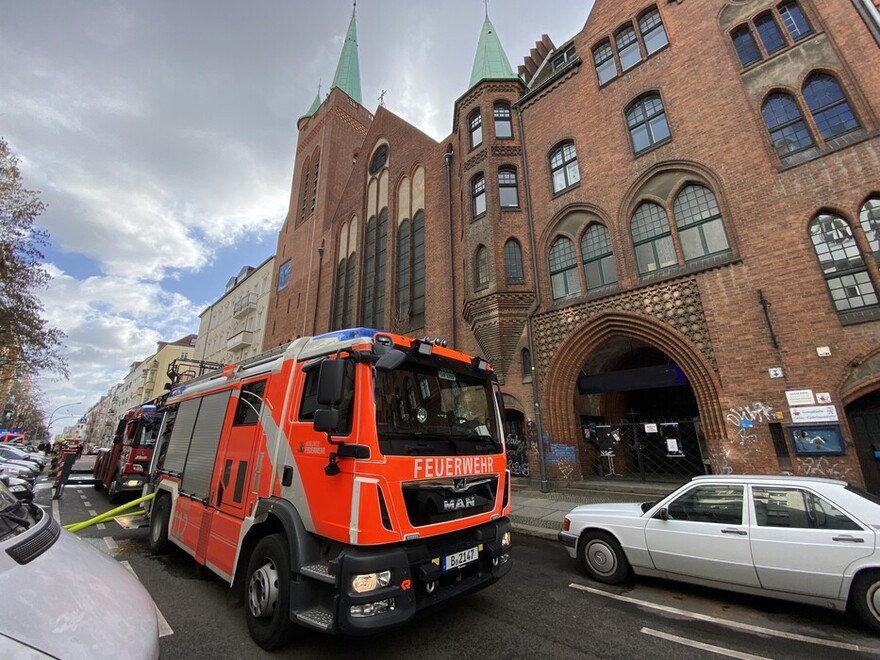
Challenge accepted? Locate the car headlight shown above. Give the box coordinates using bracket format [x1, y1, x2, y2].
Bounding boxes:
[351, 571, 392, 594]
[9, 485, 27, 492]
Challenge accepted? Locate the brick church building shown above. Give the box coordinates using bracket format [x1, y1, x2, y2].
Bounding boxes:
[264, 1, 880, 490]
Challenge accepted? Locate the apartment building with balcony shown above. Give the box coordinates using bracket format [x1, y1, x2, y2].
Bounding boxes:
[193, 257, 275, 365]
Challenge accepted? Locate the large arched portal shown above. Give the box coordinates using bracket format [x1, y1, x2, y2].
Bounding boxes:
[543, 311, 726, 482]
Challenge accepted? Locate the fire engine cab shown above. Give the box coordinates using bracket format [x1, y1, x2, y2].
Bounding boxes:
[146, 328, 512, 649]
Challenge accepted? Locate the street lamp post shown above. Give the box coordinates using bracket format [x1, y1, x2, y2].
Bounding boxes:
[45, 402, 83, 442]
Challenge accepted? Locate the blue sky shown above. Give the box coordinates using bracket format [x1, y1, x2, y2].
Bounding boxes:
[1, 0, 593, 433]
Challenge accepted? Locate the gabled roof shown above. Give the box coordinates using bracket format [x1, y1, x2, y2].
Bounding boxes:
[468, 16, 518, 90]
[331, 7, 362, 104]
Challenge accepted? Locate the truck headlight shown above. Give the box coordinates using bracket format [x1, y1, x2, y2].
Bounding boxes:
[351, 570, 391, 594]
[502, 531, 511, 548]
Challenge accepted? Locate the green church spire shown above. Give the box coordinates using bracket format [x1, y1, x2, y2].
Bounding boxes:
[468, 15, 518, 89]
[331, 5, 362, 104]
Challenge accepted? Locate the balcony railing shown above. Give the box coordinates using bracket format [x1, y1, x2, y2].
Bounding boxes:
[227, 330, 253, 351]
[233, 292, 259, 319]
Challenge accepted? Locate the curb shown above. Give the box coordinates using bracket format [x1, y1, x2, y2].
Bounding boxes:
[511, 521, 559, 542]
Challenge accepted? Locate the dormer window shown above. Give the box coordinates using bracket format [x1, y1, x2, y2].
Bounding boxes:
[552, 44, 576, 70]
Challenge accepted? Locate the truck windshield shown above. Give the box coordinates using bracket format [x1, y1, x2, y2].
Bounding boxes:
[135, 414, 162, 448]
[374, 358, 502, 457]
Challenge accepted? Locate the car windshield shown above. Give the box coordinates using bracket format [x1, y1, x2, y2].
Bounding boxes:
[374, 357, 502, 457]
[0, 480, 39, 541]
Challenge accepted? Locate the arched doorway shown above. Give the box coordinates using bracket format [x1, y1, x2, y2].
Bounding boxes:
[575, 338, 706, 480]
[502, 394, 529, 477]
[543, 311, 725, 482]
[846, 390, 880, 493]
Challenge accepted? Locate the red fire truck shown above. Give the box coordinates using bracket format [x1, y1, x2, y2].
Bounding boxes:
[94, 404, 162, 503]
[145, 328, 512, 649]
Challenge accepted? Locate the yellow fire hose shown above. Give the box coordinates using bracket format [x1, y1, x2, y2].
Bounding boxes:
[64, 492, 155, 533]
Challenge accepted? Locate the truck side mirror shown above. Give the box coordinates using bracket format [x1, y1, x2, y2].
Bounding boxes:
[314, 409, 339, 433]
[317, 360, 346, 406]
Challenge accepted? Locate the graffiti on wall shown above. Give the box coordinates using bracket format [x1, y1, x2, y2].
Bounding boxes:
[726, 401, 777, 445]
[784, 456, 854, 481]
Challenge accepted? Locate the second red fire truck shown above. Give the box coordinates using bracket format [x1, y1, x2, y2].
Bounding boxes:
[145, 328, 512, 649]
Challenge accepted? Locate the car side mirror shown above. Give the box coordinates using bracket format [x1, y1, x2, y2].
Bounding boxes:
[656, 507, 669, 521]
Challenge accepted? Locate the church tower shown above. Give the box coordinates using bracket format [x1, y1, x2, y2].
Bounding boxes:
[264, 5, 372, 347]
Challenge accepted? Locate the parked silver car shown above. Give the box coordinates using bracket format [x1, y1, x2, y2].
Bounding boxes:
[559, 475, 880, 634]
[0, 480, 160, 658]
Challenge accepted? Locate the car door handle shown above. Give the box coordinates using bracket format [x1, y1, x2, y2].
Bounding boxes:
[721, 528, 747, 535]
[832, 535, 865, 543]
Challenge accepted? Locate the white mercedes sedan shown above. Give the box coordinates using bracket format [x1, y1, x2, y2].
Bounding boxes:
[559, 475, 880, 633]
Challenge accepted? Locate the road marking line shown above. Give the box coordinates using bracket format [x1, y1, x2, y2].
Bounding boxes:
[641, 627, 770, 659]
[569, 583, 865, 652]
[97, 522, 106, 530]
[104, 536, 118, 554]
[80, 494, 86, 499]
[120, 560, 174, 638]
[83, 501, 92, 507]
[87, 509, 98, 517]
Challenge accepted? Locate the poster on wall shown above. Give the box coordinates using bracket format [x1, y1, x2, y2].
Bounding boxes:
[661, 423, 684, 457]
[788, 424, 845, 456]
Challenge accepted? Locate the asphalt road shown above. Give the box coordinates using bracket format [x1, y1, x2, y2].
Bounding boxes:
[38, 469, 880, 659]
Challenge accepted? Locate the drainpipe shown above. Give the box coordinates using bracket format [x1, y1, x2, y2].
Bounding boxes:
[312, 239, 325, 335]
[516, 102, 550, 493]
[444, 148, 457, 348]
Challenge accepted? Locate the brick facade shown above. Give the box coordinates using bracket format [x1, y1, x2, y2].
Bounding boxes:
[265, 0, 880, 489]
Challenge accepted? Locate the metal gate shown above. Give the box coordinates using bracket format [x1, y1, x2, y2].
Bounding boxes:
[588, 420, 707, 481]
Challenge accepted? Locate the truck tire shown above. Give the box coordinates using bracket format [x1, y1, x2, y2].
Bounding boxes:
[245, 533, 296, 650]
[149, 495, 173, 555]
[108, 473, 123, 504]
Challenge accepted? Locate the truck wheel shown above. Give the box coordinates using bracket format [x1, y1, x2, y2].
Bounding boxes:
[245, 534, 296, 650]
[149, 495, 173, 555]
[108, 474, 122, 504]
[851, 570, 880, 634]
[579, 531, 631, 584]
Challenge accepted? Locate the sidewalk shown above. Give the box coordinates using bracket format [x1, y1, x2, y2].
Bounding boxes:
[509, 477, 681, 541]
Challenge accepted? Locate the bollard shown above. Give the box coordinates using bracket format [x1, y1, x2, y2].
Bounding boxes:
[64, 492, 156, 533]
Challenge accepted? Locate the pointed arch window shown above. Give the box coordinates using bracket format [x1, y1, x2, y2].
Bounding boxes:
[673, 185, 730, 261]
[472, 174, 487, 217]
[731, 25, 761, 67]
[333, 254, 355, 330]
[755, 12, 785, 54]
[550, 142, 580, 194]
[504, 239, 524, 283]
[581, 224, 617, 290]
[521, 348, 533, 381]
[761, 93, 814, 157]
[632, 202, 676, 274]
[310, 156, 320, 214]
[809, 213, 878, 312]
[475, 245, 489, 290]
[626, 94, 670, 154]
[494, 103, 512, 139]
[549, 237, 581, 299]
[469, 110, 483, 149]
[361, 209, 387, 328]
[499, 168, 519, 208]
[859, 197, 880, 260]
[803, 74, 860, 141]
[397, 212, 425, 327]
[299, 156, 311, 222]
[779, 2, 812, 41]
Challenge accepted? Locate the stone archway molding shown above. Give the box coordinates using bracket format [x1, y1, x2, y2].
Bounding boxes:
[543, 309, 727, 475]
